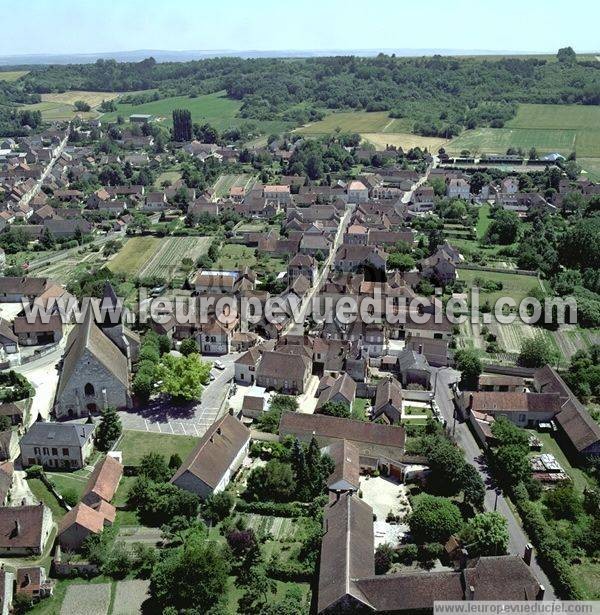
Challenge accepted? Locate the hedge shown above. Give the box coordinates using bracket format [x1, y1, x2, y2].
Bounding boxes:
[512, 482, 585, 600]
[266, 560, 314, 582]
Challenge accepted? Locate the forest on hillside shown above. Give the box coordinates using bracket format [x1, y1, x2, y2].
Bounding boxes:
[1, 49, 599, 137]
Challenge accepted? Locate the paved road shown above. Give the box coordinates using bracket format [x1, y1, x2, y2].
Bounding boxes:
[117, 353, 239, 437]
[284, 205, 353, 335]
[432, 367, 555, 598]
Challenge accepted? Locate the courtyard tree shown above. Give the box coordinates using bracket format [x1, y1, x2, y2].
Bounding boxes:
[461, 512, 509, 557]
[157, 353, 211, 403]
[408, 494, 462, 544]
[95, 406, 122, 452]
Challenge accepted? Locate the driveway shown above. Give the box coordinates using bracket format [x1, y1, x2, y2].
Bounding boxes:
[432, 367, 556, 599]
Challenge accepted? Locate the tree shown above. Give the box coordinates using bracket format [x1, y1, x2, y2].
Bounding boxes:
[388, 252, 415, 272]
[179, 338, 199, 356]
[319, 400, 351, 418]
[408, 494, 462, 543]
[461, 512, 509, 557]
[137, 482, 199, 526]
[544, 483, 583, 520]
[375, 543, 395, 574]
[461, 463, 486, 510]
[245, 460, 296, 503]
[172, 108, 193, 142]
[454, 349, 482, 390]
[169, 453, 182, 469]
[150, 527, 230, 611]
[493, 444, 531, 485]
[557, 46, 577, 63]
[518, 337, 556, 368]
[95, 406, 122, 452]
[485, 209, 520, 245]
[74, 100, 91, 112]
[157, 353, 211, 403]
[202, 491, 234, 525]
[490, 416, 530, 448]
[238, 565, 277, 615]
[139, 452, 172, 482]
[132, 372, 154, 402]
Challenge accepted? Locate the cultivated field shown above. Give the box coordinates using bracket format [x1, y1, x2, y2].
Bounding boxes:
[362, 131, 450, 152]
[580, 158, 600, 181]
[107, 237, 161, 276]
[448, 103, 600, 158]
[0, 70, 28, 81]
[108, 236, 210, 279]
[212, 173, 256, 199]
[296, 111, 395, 134]
[60, 582, 111, 615]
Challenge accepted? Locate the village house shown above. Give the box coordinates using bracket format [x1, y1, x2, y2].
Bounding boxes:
[12, 313, 63, 346]
[20, 422, 95, 470]
[446, 177, 471, 200]
[288, 253, 318, 285]
[14, 566, 54, 604]
[323, 440, 360, 493]
[255, 349, 312, 394]
[372, 376, 403, 423]
[197, 318, 236, 355]
[316, 373, 356, 412]
[346, 180, 369, 203]
[58, 501, 114, 552]
[171, 412, 250, 499]
[234, 346, 262, 385]
[81, 454, 123, 509]
[478, 374, 525, 393]
[0, 504, 53, 556]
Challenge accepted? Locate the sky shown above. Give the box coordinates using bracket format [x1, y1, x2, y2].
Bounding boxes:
[2, 0, 599, 57]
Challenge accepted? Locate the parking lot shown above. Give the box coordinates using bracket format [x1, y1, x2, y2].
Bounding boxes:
[117, 353, 240, 437]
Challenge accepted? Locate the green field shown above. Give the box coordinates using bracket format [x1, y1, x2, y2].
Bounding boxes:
[580, 158, 600, 182]
[0, 70, 29, 81]
[448, 103, 600, 158]
[116, 430, 199, 466]
[296, 111, 406, 134]
[215, 243, 287, 273]
[107, 236, 162, 275]
[457, 268, 540, 305]
[99, 90, 290, 135]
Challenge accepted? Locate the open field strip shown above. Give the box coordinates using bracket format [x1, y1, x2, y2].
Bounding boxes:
[107, 237, 162, 276]
[362, 132, 450, 152]
[40, 90, 121, 107]
[296, 111, 394, 134]
[139, 236, 212, 279]
[580, 158, 600, 181]
[0, 70, 29, 81]
[212, 173, 256, 199]
[456, 268, 539, 304]
[506, 103, 600, 130]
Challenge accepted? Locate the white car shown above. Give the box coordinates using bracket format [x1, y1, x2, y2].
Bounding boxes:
[213, 360, 225, 370]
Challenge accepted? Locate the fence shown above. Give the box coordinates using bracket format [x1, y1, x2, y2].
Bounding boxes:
[20, 342, 61, 366]
[456, 263, 538, 276]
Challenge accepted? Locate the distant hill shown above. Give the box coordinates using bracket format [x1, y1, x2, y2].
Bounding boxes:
[0, 48, 542, 66]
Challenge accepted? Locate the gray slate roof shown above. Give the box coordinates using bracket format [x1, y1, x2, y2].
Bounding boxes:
[21, 422, 95, 448]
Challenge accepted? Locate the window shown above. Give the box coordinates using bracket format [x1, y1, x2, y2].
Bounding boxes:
[51, 448, 57, 456]
[84, 383, 95, 396]
[62, 448, 69, 457]
[42, 447, 49, 455]
[519, 414, 526, 423]
[34, 447, 40, 455]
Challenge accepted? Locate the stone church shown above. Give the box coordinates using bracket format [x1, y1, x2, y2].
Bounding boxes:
[53, 284, 138, 419]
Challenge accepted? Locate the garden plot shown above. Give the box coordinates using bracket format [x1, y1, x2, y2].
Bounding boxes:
[112, 579, 150, 614]
[139, 236, 212, 279]
[60, 582, 111, 615]
[243, 514, 300, 540]
[553, 326, 600, 361]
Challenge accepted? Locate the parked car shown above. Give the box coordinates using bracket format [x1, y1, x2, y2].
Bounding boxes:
[213, 360, 225, 370]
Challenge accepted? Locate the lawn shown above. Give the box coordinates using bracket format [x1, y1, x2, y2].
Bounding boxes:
[0, 70, 28, 81]
[506, 103, 600, 131]
[575, 559, 600, 599]
[476, 204, 492, 239]
[580, 158, 600, 182]
[46, 472, 89, 500]
[352, 397, 370, 421]
[155, 168, 182, 188]
[27, 477, 67, 519]
[456, 268, 540, 305]
[107, 237, 161, 276]
[116, 430, 199, 466]
[215, 243, 287, 274]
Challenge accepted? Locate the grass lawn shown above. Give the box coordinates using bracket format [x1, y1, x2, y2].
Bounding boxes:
[215, 243, 287, 274]
[352, 398, 370, 421]
[506, 103, 600, 131]
[476, 204, 492, 239]
[116, 430, 199, 466]
[155, 168, 182, 188]
[575, 559, 600, 599]
[46, 472, 88, 500]
[107, 237, 161, 276]
[27, 478, 67, 519]
[0, 70, 29, 81]
[457, 268, 540, 305]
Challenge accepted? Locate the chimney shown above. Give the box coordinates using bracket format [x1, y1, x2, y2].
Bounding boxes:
[14, 520, 20, 536]
[523, 543, 533, 566]
[459, 548, 469, 570]
[467, 585, 475, 601]
[23, 573, 31, 587]
[217, 427, 222, 436]
[209, 436, 214, 443]
[228, 407, 234, 416]
[418, 344, 423, 355]
[537, 585, 545, 601]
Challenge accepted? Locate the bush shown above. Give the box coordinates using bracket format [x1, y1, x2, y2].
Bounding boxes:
[25, 465, 43, 479]
[234, 500, 304, 517]
[398, 543, 418, 564]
